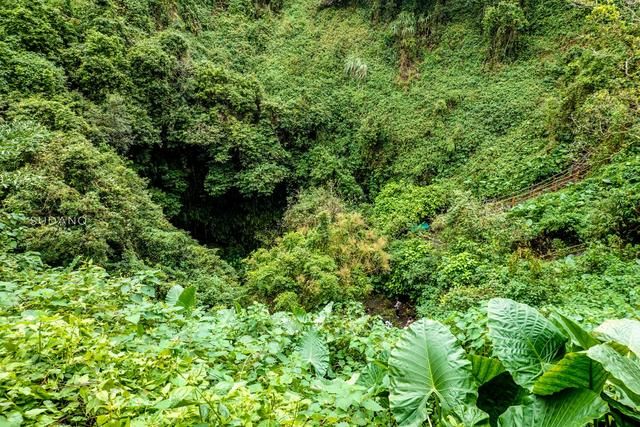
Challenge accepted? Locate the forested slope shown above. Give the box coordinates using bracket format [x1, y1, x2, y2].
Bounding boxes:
[0, 0, 639, 424]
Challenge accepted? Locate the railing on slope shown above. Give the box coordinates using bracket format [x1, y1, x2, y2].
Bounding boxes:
[539, 242, 589, 260]
[484, 153, 591, 209]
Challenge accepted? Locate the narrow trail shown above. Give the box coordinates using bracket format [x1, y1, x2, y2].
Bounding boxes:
[484, 143, 633, 209]
[420, 147, 630, 258]
[420, 153, 595, 257]
[484, 153, 591, 209]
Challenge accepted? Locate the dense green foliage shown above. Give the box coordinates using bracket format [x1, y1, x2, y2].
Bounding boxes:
[0, 0, 639, 423]
[246, 190, 389, 310]
[0, 244, 397, 425]
[0, 122, 239, 306]
[388, 299, 640, 426]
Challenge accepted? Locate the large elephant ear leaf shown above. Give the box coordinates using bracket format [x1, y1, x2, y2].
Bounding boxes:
[358, 361, 388, 391]
[550, 311, 599, 350]
[177, 287, 196, 311]
[389, 319, 476, 427]
[443, 405, 490, 427]
[487, 298, 567, 389]
[470, 355, 505, 385]
[532, 352, 606, 396]
[587, 344, 640, 402]
[298, 329, 329, 377]
[166, 285, 196, 311]
[594, 319, 640, 357]
[166, 284, 184, 306]
[498, 388, 608, 427]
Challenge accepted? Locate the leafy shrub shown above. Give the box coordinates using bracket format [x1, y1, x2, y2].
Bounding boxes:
[5, 95, 88, 132]
[127, 37, 179, 105]
[0, 122, 237, 304]
[189, 62, 262, 115]
[573, 89, 633, 150]
[68, 30, 128, 100]
[86, 93, 160, 153]
[371, 181, 445, 236]
[246, 199, 389, 309]
[384, 238, 436, 300]
[482, 0, 528, 62]
[436, 190, 526, 251]
[0, 3, 67, 56]
[436, 251, 481, 289]
[1, 49, 65, 95]
[437, 281, 499, 313]
[0, 249, 396, 425]
[510, 153, 640, 245]
[296, 144, 364, 199]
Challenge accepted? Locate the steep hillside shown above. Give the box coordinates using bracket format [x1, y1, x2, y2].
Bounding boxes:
[1, 0, 639, 424]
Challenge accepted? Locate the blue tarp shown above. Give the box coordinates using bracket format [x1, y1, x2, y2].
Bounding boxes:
[410, 222, 430, 232]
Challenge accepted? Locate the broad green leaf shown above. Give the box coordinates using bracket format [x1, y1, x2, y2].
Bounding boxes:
[550, 311, 599, 350]
[389, 319, 476, 427]
[532, 352, 606, 395]
[199, 404, 209, 420]
[0, 412, 23, 427]
[498, 388, 608, 427]
[298, 329, 329, 376]
[611, 383, 640, 413]
[315, 302, 333, 324]
[594, 319, 640, 357]
[125, 312, 141, 325]
[165, 285, 196, 310]
[177, 287, 196, 311]
[363, 399, 384, 412]
[166, 285, 184, 306]
[358, 361, 388, 390]
[587, 343, 640, 396]
[487, 298, 566, 389]
[24, 408, 47, 418]
[444, 405, 490, 426]
[470, 355, 505, 385]
[603, 393, 640, 424]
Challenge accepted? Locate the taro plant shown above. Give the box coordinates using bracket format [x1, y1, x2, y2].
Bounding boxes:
[388, 318, 488, 426]
[388, 298, 640, 426]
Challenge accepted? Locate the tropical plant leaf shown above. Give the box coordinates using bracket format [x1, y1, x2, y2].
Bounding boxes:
[177, 287, 196, 311]
[611, 382, 640, 413]
[497, 388, 608, 427]
[389, 319, 476, 427]
[166, 284, 184, 306]
[444, 405, 490, 427]
[298, 329, 329, 377]
[532, 352, 606, 396]
[165, 285, 196, 311]
[594, 319, 640, 357]
[550, 311, 599, 350]
[358, 361, 388, 391]
[603, 393, 640, 424]
[587, 343, 640, 396]
[470, 355, 505, 385]
[487, 298, 567, 389]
